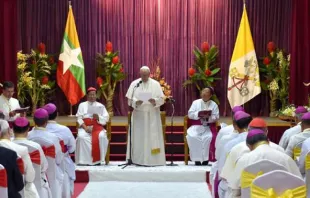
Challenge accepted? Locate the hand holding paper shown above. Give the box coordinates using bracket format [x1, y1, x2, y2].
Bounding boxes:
[138, 92, 152, 102]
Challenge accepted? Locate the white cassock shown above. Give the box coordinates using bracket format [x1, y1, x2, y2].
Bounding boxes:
[228, 144, 302, 198]
[298, 137, 310, 176]
[13, 138, 52, 198]
[186, 99, 219, 162]
[0, 139, 39, 198]
[285, 128, 310, 158]
[0, 94, 21, 121]
[215, 131, 238, 161]
[126, 78, 166, 166]
[76, 101, 109, 165]
[46, 121, 76, 197]
[28, 127, 64, 198]
[215, 124, 234, 151]
[217, 132, 248, 198]
[279, 123, 301, 149]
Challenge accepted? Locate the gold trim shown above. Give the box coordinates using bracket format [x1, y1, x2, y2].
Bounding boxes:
[151, 148, 160, 155]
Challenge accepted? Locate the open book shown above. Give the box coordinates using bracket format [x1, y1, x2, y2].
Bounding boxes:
[14, 107, 30, 113]
[198, 110, 212, 117]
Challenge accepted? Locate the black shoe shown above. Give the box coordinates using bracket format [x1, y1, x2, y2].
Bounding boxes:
[195, 161, 202, 166]
[202, 161, 209, 166]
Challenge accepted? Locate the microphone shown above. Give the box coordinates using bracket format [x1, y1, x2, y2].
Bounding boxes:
[168, 97, 176, 103]
[136, 80, 142, 88]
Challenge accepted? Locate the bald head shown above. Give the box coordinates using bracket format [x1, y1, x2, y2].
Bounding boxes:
[201, 87, 213, 102]
[140, 66, 150, 82]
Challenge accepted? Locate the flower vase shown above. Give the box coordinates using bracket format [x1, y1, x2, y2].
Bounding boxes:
[269, 90, 278, 117]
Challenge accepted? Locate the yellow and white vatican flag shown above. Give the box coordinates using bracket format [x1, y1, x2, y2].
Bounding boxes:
[227, 4, 261, 108]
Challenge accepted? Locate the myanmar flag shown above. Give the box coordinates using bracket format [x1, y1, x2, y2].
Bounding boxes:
[227, 4, 261, 108]
[57, 5, 85, 105]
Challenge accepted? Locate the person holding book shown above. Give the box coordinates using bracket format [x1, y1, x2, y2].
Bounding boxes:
[75, 87, 110, 166]
[186, 87, 219, 165]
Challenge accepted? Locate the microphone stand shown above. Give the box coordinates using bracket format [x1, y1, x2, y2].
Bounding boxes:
[166, 99, 178, 166]
[119, 82, 149, 169]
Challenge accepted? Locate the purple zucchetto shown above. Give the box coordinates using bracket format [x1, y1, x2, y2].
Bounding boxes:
[234, 111, 250, 121]
[34, 108, 48, 119]
[14, 117, 29, 127]
[301, 112, 310, 120]
[43, 103, 57, 114]
[247, 129, 265, 138]
[232, 106, 245, 113]
[295, 106, 308, 114]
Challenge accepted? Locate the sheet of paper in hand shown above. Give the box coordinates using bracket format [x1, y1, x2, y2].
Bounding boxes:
[87, 105, 103, 116]
[198, 110, 212, 117]
[138, 92, 152, 103]
[14, 107, 30, 113]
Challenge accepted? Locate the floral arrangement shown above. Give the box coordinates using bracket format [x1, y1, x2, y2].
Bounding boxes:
[149, 58, 172, 102]
[17, 43, 56, 113]
[259, 42, 290, 113]
[183, 42, 220, 104]
[278, 105, 310, 122]
[96, 41, 126, 116]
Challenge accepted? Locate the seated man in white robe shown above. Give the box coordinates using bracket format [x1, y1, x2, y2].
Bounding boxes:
[217, 111, 252, 198]
[286, 112, 310, 159]
[0, 81, 24, 122]
[76, 87, 109, 166]
[186, 87, 219, 165]
[0, 120, 39, 198]
[228, 129, 302, 198]
[299, 136, 310, 176]
[221, 118, 285, 196]
[28, 108, 64, 198]
[125, 66, 166, 166]
[44, 103, 76, 197]
[12, 117, 52, 198]
[279, 106, 307, 149]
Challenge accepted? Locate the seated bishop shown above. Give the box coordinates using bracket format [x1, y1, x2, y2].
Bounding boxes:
[0, 119, 39, 198]
[75, 87, 109, 166]
[28, 108, 64, 198]
[43, 103, 76, 197]
[13, 117, 52, 198]
[186, 87, 219, 165]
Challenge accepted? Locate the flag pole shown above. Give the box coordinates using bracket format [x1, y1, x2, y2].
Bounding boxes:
[68, 104, 75, 117]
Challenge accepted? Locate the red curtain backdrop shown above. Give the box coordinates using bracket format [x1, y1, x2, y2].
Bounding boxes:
[0, 0, 18, 86]
[16, 0, 292, 116]
[289, 0, 310, 106]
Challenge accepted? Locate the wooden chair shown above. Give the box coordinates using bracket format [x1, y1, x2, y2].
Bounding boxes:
[126, 111, 166, 143]
[76, 119, 111, 165]
[183, 115, 218, 165]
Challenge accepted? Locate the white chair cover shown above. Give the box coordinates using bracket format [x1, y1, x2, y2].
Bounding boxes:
[0, 164, 8, 198]
[17, 143, 42, 197]
[305, 151, 310, 198]
[58, 138, 71, 198]
[17, 156, 25, 198]
[31, 137, 62, 198]
[210, 161, 218, 198]
[241, 159, 287, 198]
[252, 170, 305, 196]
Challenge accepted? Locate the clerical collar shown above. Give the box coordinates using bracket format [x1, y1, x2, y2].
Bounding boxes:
[14, 137, 27, 140]
[34, 127, 46, 131]
[303, 128, 310, 133]
[48, 120, 57, 124]
[0, 139, 11, 142]
[253, 141, 269, 150]
[87, 101, 96, 105]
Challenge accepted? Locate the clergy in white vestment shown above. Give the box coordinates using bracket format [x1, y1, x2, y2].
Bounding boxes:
[44, 103, 76, 197]
[28, 108, 64, 198]
[0, 81, 24, 122]
[299, 137, 310, 176]
[125, 66, 166, 166]
[12, 117, 52, 198]
[217, 111, 252, 198]
[279, 106, 307, 149]
[228, 129, 302, 198]
[76, 87, 109, 166]
[285, 112, 310, 159]
[0, 120, 39, 198]
[186, 87, 219, 165]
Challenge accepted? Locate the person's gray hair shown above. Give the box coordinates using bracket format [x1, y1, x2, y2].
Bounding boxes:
[0, 120, 10, 136]
[140, 66, 150, 73]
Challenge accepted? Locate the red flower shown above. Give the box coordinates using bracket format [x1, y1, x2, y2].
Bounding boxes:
[267, 42, 276, 53]
[96, 77, 103, 86]
[119, 68, 124, 73]
[263, 57, 271, 65]
[38, 42, 46, 54]
[201, 42, 210, 53]
[188, 67, 196, 77]
[31, 59, 36, 64]
[112, 56, 119, 64]
[41, 76, 49, 85]
[205, 69, 212, 76]
[106, 41, 113, 52]
[49, 56, 54, 64]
